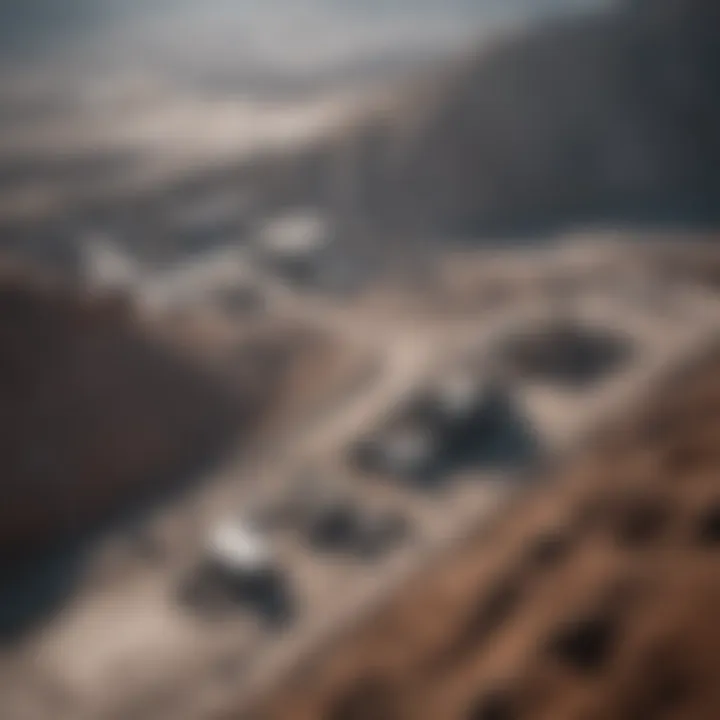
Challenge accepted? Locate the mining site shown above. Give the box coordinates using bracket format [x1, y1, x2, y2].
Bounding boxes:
[0, 1, 719, 719]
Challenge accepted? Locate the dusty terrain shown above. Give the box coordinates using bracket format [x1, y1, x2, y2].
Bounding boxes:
[0, 3, 718, 716]
[0, 259, 361, 576]
[2, 0, 718, 281]
[2, 238, 720, 720]
[251, 323, 720, 720]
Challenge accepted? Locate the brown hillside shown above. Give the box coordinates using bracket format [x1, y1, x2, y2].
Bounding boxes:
[252, 344, 720, 720]
[0, 264, 246, 571]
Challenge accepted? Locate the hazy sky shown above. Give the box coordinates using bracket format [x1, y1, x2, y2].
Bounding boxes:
[0, 0, 611, 72]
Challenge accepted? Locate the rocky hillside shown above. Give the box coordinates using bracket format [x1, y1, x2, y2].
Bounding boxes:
[0, 264, 246, 571]
[253, 0, 719, 239]
[2, 0, 716, 274]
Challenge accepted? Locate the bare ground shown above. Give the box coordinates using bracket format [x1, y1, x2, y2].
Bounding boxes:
[251, 341, 720, 720]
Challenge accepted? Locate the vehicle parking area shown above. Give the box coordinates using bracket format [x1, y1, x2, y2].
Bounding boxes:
[4, 248, 720, 720]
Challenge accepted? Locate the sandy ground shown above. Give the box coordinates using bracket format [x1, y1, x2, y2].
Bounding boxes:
[252, 323, 720, 720]
[3, 243, 720, 720]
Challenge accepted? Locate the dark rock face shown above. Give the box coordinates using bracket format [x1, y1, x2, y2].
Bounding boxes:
[0, 267, 243, 573]
[260, 0, 720, 240]
[397, 2, 720, 235]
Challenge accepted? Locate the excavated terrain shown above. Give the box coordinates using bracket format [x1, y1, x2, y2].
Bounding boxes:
[253, 342, 720, 720]
[0, 262, 354, 574]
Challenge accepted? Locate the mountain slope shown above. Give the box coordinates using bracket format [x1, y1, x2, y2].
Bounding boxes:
[0, 263, 244, 571]
[251, 0, 719, 239]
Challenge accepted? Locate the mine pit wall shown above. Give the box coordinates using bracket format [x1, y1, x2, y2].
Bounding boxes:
[0, 268, 246, 572]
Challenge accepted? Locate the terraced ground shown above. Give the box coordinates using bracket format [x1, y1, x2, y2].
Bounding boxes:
[252, 339, 720, 720]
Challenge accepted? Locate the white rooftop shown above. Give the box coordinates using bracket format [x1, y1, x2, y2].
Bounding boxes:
[206, 518, 273, 573]
[258, 210, 331, 257]
[81, 234, 141, 290]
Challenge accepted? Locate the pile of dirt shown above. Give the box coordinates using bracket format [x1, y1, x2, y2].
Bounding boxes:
[0, 262, 248, 571]
[252, 344, 720, 720]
